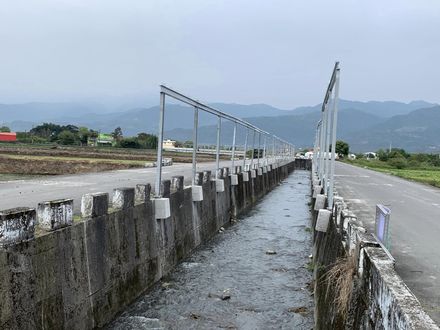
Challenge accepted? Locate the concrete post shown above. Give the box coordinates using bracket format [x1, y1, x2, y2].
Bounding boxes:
[161, 180, 171, 198]
[81, 192, 109, 218]
[0, 207, 36, 246]
[112, 188, 135, 210]
[171, 176, 184, 192]
[37, 198, 73, 231]
[135, 183, 151, 203]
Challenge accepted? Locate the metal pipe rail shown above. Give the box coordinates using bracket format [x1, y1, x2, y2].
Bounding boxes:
[313, 62, 341, 210]
[155, 85, 295, 196]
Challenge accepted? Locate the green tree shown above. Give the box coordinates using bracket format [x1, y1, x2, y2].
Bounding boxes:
[0, 126, 11, 132]
[335, 140, 349, 156]
[137, 132, 157, 149]
[112, 127, 123, 142]
[119, 137, 141, 148]
[58, 130, 77, 145]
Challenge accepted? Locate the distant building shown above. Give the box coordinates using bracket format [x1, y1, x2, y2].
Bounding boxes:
[364, 152, 377, 159]
[305, 151, 314, 159]
[162, 139, 176, 149]
[88, 133, 115, 147]
[0, 132, 17, 142]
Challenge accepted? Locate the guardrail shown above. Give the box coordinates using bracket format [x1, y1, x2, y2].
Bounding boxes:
[313, 62, 341, 209]
[154, 85, 295, 197]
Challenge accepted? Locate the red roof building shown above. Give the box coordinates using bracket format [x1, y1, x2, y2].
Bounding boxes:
[0, 132, 17, 142]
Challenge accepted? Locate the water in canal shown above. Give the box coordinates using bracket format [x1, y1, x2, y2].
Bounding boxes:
[108, 170, 314, 329]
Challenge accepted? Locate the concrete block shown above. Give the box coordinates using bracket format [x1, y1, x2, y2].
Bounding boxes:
[194, 172, 204, 185]
[267, 165, 272, 172]
[243, 172, 250, 182]
[215, 179, 225, 192]
[203, 171, 211, 183]
[244, 164, 250, 171]
[153, 198, 171, 219]
[313, 179, 321, 188]
[313, 185, 323, 198]
[216, 168, 223, 179]
[171, 176, 184, 191]
[0, 207, 36, 246]
[161, 180, 171, 198]
[230, 174, 238, 186]
[263, 166, 267, 173]
[314, 194, 327, 211]
[251, 170, 256, 178]
[223, 167, 230, 177]
[37, 198, 73, 231]
[316, 209, 331, 232]
[112, 187, 135, 210]
[235, 166, 242, 174]
[192, 185, 203, 201]
[135, 183, 151, 203]
[81, 192, 109, 218]
[257, 168, 263, 176]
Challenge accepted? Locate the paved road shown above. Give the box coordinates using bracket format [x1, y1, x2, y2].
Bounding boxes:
[335, 161, 440, 324]
[0, 161, 239, 214]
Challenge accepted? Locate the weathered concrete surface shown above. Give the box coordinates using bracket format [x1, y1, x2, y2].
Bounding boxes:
[310, 168, 439, 329]
[0, 160, 294, 329]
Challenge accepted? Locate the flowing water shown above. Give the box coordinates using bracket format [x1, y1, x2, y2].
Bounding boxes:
[108, 170, 314, 330]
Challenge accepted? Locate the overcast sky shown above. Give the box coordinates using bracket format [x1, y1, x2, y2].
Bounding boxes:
[0, 0, 439, 109]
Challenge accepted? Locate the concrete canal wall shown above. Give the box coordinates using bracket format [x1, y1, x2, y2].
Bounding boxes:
[310, 169, 439, 329]
[0, 161, 294, 329]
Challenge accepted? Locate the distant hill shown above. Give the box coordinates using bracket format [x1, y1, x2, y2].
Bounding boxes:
[289, 100, 436, 118]
[164, 108, 384, 147]
[345, 106, 440, 152]
[2, 99, 440, 152]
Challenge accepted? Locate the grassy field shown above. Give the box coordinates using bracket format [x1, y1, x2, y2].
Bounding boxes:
[344, 159, 440, 188]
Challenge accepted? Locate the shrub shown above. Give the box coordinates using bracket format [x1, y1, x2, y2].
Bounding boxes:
[388, 157, 407, 169]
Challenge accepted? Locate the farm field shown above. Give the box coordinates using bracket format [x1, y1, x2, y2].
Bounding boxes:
[344, 159, 440, 188]
[0, 144, 216, 177]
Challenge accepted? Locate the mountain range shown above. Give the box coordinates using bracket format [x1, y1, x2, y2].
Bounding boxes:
[1, 99, 439, 152]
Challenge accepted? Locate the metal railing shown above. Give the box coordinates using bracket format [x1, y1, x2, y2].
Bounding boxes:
[155, 85, 295, 197]
[313, 62, 341, 209]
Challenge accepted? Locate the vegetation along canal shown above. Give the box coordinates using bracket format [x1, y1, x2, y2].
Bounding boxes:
[108, 170, 314, 330]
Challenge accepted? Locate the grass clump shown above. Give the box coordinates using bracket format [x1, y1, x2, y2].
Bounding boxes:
[323, 255, 356, 318]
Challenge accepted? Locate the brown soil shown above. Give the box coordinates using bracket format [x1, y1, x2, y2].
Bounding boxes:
[0, 155, 143, 175]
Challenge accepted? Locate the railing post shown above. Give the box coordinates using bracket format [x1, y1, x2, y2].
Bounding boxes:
[215, 116, 221, 179]
[328, 67, 340, 209]
[257, 132, 261, 168]
[192, 107, 199, 185]
[155, 92, 165, 197]
[231, 122, 237, 173]
[243, 128, 249, 170]
[250, 130, 256, 170]
[263, 135, 267, 165]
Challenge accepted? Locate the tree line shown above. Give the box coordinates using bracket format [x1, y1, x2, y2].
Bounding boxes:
[0, 123, 158, 149]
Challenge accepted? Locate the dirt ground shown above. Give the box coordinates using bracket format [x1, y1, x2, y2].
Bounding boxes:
[0, 144, 217, 175]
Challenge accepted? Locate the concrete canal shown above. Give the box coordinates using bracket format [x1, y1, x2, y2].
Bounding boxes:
[108, 170, 314, 329]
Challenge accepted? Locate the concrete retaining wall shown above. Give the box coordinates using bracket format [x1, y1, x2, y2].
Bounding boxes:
[310, 169, 439, 330]
[0, 160, 295, 329]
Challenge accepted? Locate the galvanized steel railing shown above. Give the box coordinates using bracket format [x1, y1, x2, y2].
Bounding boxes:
[155, 85, 294, 197]
[313, 62, 341, 209]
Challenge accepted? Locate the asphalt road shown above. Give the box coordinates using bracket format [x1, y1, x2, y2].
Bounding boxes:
[0, 161, 238, 214]
[335, 161, 440, 324]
